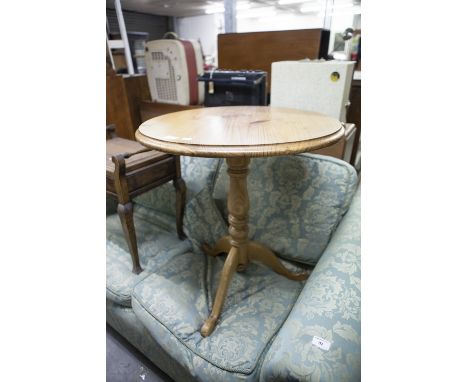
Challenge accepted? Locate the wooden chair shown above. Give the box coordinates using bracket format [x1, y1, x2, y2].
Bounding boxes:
[106, 124, 186, 274]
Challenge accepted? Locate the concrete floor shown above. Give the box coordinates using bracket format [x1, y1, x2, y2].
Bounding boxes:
[107, 325, 173, 382]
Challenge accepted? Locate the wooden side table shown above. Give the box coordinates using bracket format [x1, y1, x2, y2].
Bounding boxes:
[106, 137, 186, 274]
[136, 106, 344, 335]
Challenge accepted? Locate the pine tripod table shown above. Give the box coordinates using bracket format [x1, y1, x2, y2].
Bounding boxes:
[136, 106, 344, 336]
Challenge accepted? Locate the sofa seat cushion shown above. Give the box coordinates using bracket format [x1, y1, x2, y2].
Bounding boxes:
[212, 154, 358, 265]
[131, 250, 306, 379]
[106, 205, 191, 307]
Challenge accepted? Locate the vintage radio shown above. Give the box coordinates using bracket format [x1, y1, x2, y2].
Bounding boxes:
[145, 39, 204, 105]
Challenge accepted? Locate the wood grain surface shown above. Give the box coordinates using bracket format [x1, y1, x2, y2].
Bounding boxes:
[106, 71, 151, 140]
[136, 106, 344, 158]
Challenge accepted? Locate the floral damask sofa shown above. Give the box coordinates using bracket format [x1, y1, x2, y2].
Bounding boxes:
[106, 153, 361, 382]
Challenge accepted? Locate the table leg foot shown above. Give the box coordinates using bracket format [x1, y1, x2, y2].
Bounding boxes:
[200, 316, 217, 337]
[202, 235, 231, 257]
[201, 246, 239, 337]
[248, 241, 309, 281]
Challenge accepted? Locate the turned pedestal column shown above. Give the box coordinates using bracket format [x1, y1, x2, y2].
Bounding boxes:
[200, 157, 308, 337]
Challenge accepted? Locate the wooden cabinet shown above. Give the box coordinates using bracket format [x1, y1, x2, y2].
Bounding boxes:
[218, 29, 329, 93]
[140, 100, 202, 123]
[106, 69, 150, 140]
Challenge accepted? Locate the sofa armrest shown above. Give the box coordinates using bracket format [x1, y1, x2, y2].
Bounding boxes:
[260, 185, 361, 382]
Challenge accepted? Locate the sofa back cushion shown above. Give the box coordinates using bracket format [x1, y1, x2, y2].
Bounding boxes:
[212, 154, 358, 265]
[134, 156, 221, 216]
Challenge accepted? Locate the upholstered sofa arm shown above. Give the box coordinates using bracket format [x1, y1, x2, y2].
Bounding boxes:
[260, 185, 361, 382]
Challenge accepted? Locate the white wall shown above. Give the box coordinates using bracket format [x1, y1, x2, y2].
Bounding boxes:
[237, 14, 325, 33]
[176, 14, 224, 65]
[175, 10, 360, 65]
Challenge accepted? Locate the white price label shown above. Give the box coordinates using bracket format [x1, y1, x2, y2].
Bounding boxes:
[312, 336, 331, 351]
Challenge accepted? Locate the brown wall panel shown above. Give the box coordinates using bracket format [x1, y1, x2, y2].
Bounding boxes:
[218, 29, 329, 92]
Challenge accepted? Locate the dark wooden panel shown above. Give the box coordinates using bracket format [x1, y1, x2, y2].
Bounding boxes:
[106, 69, 151, 140]
[106, 68, 130, 138]
[140, 100, 203, 123]
[106, 177, 117, 194]
[347, 79, 361, 166]
[218, 29, 328, 93]
[123, 75, 151, 138]
[126, 158, 176, 192]
[106, 137, 171, 174]
[106, 139, 178, 196]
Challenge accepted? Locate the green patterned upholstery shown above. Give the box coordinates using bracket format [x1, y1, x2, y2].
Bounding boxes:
[106, 156, 221, 307]
[107, 300, 195, 382]
[134, 157, 221, 216]
[131, 251, 306, 380]
[106, 206, 191, 307]
[260, 185, 361, 382]
[106, 154, 360, 382]
[183, 187, 229, 252]
[212, 154, 358, 265]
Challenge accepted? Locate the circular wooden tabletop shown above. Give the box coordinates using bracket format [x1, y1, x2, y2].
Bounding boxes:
[136, 106, 344, 158]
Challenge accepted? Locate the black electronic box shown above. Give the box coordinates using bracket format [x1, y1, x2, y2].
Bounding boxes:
[198, 70, 267, 107]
